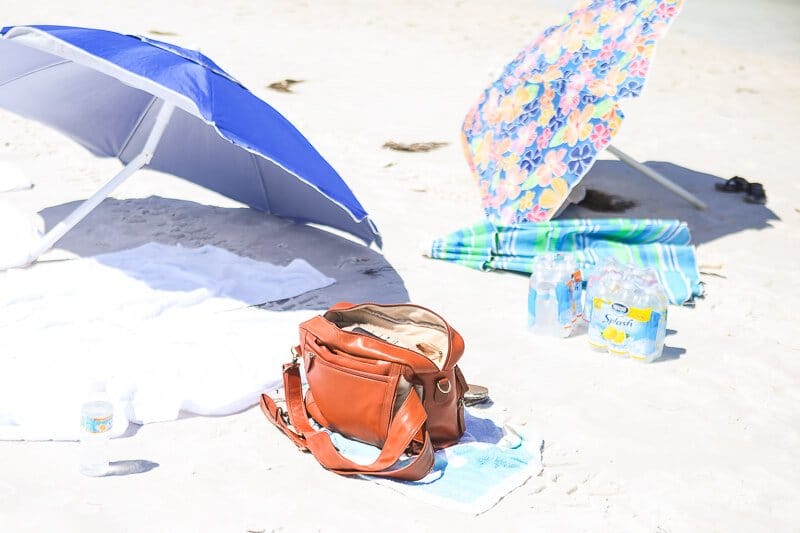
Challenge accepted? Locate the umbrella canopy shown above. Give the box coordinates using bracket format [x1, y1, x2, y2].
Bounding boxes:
[0, 25, 380, 256]
[462, 0, 684, 224]
[426, 218, 702, 305]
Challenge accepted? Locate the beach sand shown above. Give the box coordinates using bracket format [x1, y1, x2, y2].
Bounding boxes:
[1, 0, 798, 531]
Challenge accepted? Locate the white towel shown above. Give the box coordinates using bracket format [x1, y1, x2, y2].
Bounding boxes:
[0, 243, 333, 440]
[0, 200, 43, 270]
[0, 162, 33, 192]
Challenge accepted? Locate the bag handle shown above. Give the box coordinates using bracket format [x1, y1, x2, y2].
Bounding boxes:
[260, 362, 435, 481]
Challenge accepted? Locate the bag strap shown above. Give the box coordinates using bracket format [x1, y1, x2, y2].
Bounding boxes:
[260, 362, 435, 481]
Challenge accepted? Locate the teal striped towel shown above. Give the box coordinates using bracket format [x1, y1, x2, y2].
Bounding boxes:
[426, 218, 702, 305]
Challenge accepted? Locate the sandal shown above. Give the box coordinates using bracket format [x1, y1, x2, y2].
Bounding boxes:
[715, 176, 750, 193]
[744, 182, 767, 204]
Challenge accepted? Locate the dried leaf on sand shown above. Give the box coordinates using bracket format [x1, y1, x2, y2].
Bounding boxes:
[148, 30, 179, 36]
[382, 141, 448, 152]
[267, 79, 304, 93]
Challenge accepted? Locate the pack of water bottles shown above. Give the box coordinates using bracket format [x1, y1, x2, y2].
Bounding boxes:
[528, 254, 668, 363]
[527, 253, 583, 338]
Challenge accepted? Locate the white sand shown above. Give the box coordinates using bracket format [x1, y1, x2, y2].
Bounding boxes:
[1, 0, 798, 531]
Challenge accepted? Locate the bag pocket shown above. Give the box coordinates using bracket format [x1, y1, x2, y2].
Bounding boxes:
[305, 353, 397, 447]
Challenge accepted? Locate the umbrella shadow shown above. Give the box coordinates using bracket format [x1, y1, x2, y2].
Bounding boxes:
[37, 196, 408, 310]
[560, 160, 780, 245]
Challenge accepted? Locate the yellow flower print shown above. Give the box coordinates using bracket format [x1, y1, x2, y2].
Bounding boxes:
[598, 7, 616, 25]
[563, 105, 595, 146]
[588, 64, 628, 97]
[499, 152, 521, 172]
[563, 12, 596, 52]
[605, 108, 622, 135]
[537, 102, 556, 126]
[499, 85, 534, 123]
[519, 191, 535, 211]
[538, 177, 569, 209]
[473, 131, 493, 168]
[531, 65, 563, 85]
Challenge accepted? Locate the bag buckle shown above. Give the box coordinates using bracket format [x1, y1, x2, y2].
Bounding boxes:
[436, 377, 452, 394]
[290, 345, 300, 364]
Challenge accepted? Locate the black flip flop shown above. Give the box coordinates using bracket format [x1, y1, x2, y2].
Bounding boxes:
[744, 182, 767, 204]
[715, 176, 750, 193]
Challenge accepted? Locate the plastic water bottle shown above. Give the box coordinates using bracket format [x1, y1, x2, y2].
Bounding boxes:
[79, 382, 113, 476]
[530, 280, 559, 336]
[630, 270, 669, 362]
[587, 268, 623, 351]
[583, 258, 621, 322]
[528, 253, 580, 337]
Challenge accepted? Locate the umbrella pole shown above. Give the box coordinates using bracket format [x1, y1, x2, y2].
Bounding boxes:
[606, 145, 708, 210]
[28, 101, 176, 263]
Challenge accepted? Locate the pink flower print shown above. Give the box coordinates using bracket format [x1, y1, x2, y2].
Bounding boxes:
[558, 88, 581, 113]
[498, 177, 521, 203]
[603, 5, 635, 40]
[589, 123, 611, 150]
[656, 2, 678, 19]
[511, 123, 538, 153]
[502, 75, 519, 91]
[598, 43, 614, 60]
[568, 69, 595, 92]
[526, 204, 550, 222]
[481, 190, 493, 209]
[489, 138, 511, 164]
[627, 58, 649, 78]
[489, 184, 507, 209]
[535, 148, 567, 182]
[499, 206, 519, 226]
[504, 165, 529, 186]
[536, 127, 553, 150]
[483, 88, 503, 124]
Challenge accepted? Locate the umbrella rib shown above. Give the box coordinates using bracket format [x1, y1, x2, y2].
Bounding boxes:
[116, 96, 158, 159]
[0, 59, 72, 89]
[249, 152, 272, 214]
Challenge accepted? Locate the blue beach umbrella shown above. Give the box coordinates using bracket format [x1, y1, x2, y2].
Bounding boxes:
[0, 25, 380, 266]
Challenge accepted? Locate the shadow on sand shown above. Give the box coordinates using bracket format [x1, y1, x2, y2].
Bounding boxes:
[561, 160, 780, 245]
[104, 460, 159, 476]
[38, 196, 408, 310]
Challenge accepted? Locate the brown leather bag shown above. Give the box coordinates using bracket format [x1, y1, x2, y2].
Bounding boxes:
[260, 302, 468, 480]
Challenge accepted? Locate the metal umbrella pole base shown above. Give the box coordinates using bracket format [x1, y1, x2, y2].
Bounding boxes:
[606, 145, 707, 210]
[27, 101, 176, 265]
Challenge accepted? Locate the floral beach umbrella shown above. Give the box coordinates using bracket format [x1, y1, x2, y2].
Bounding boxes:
[462, 0, 684, 224]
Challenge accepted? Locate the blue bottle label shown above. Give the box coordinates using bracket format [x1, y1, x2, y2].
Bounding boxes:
[81, 414, 112, 434]
[529, 281, 573, 328]
[555, 281, 572, 327]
